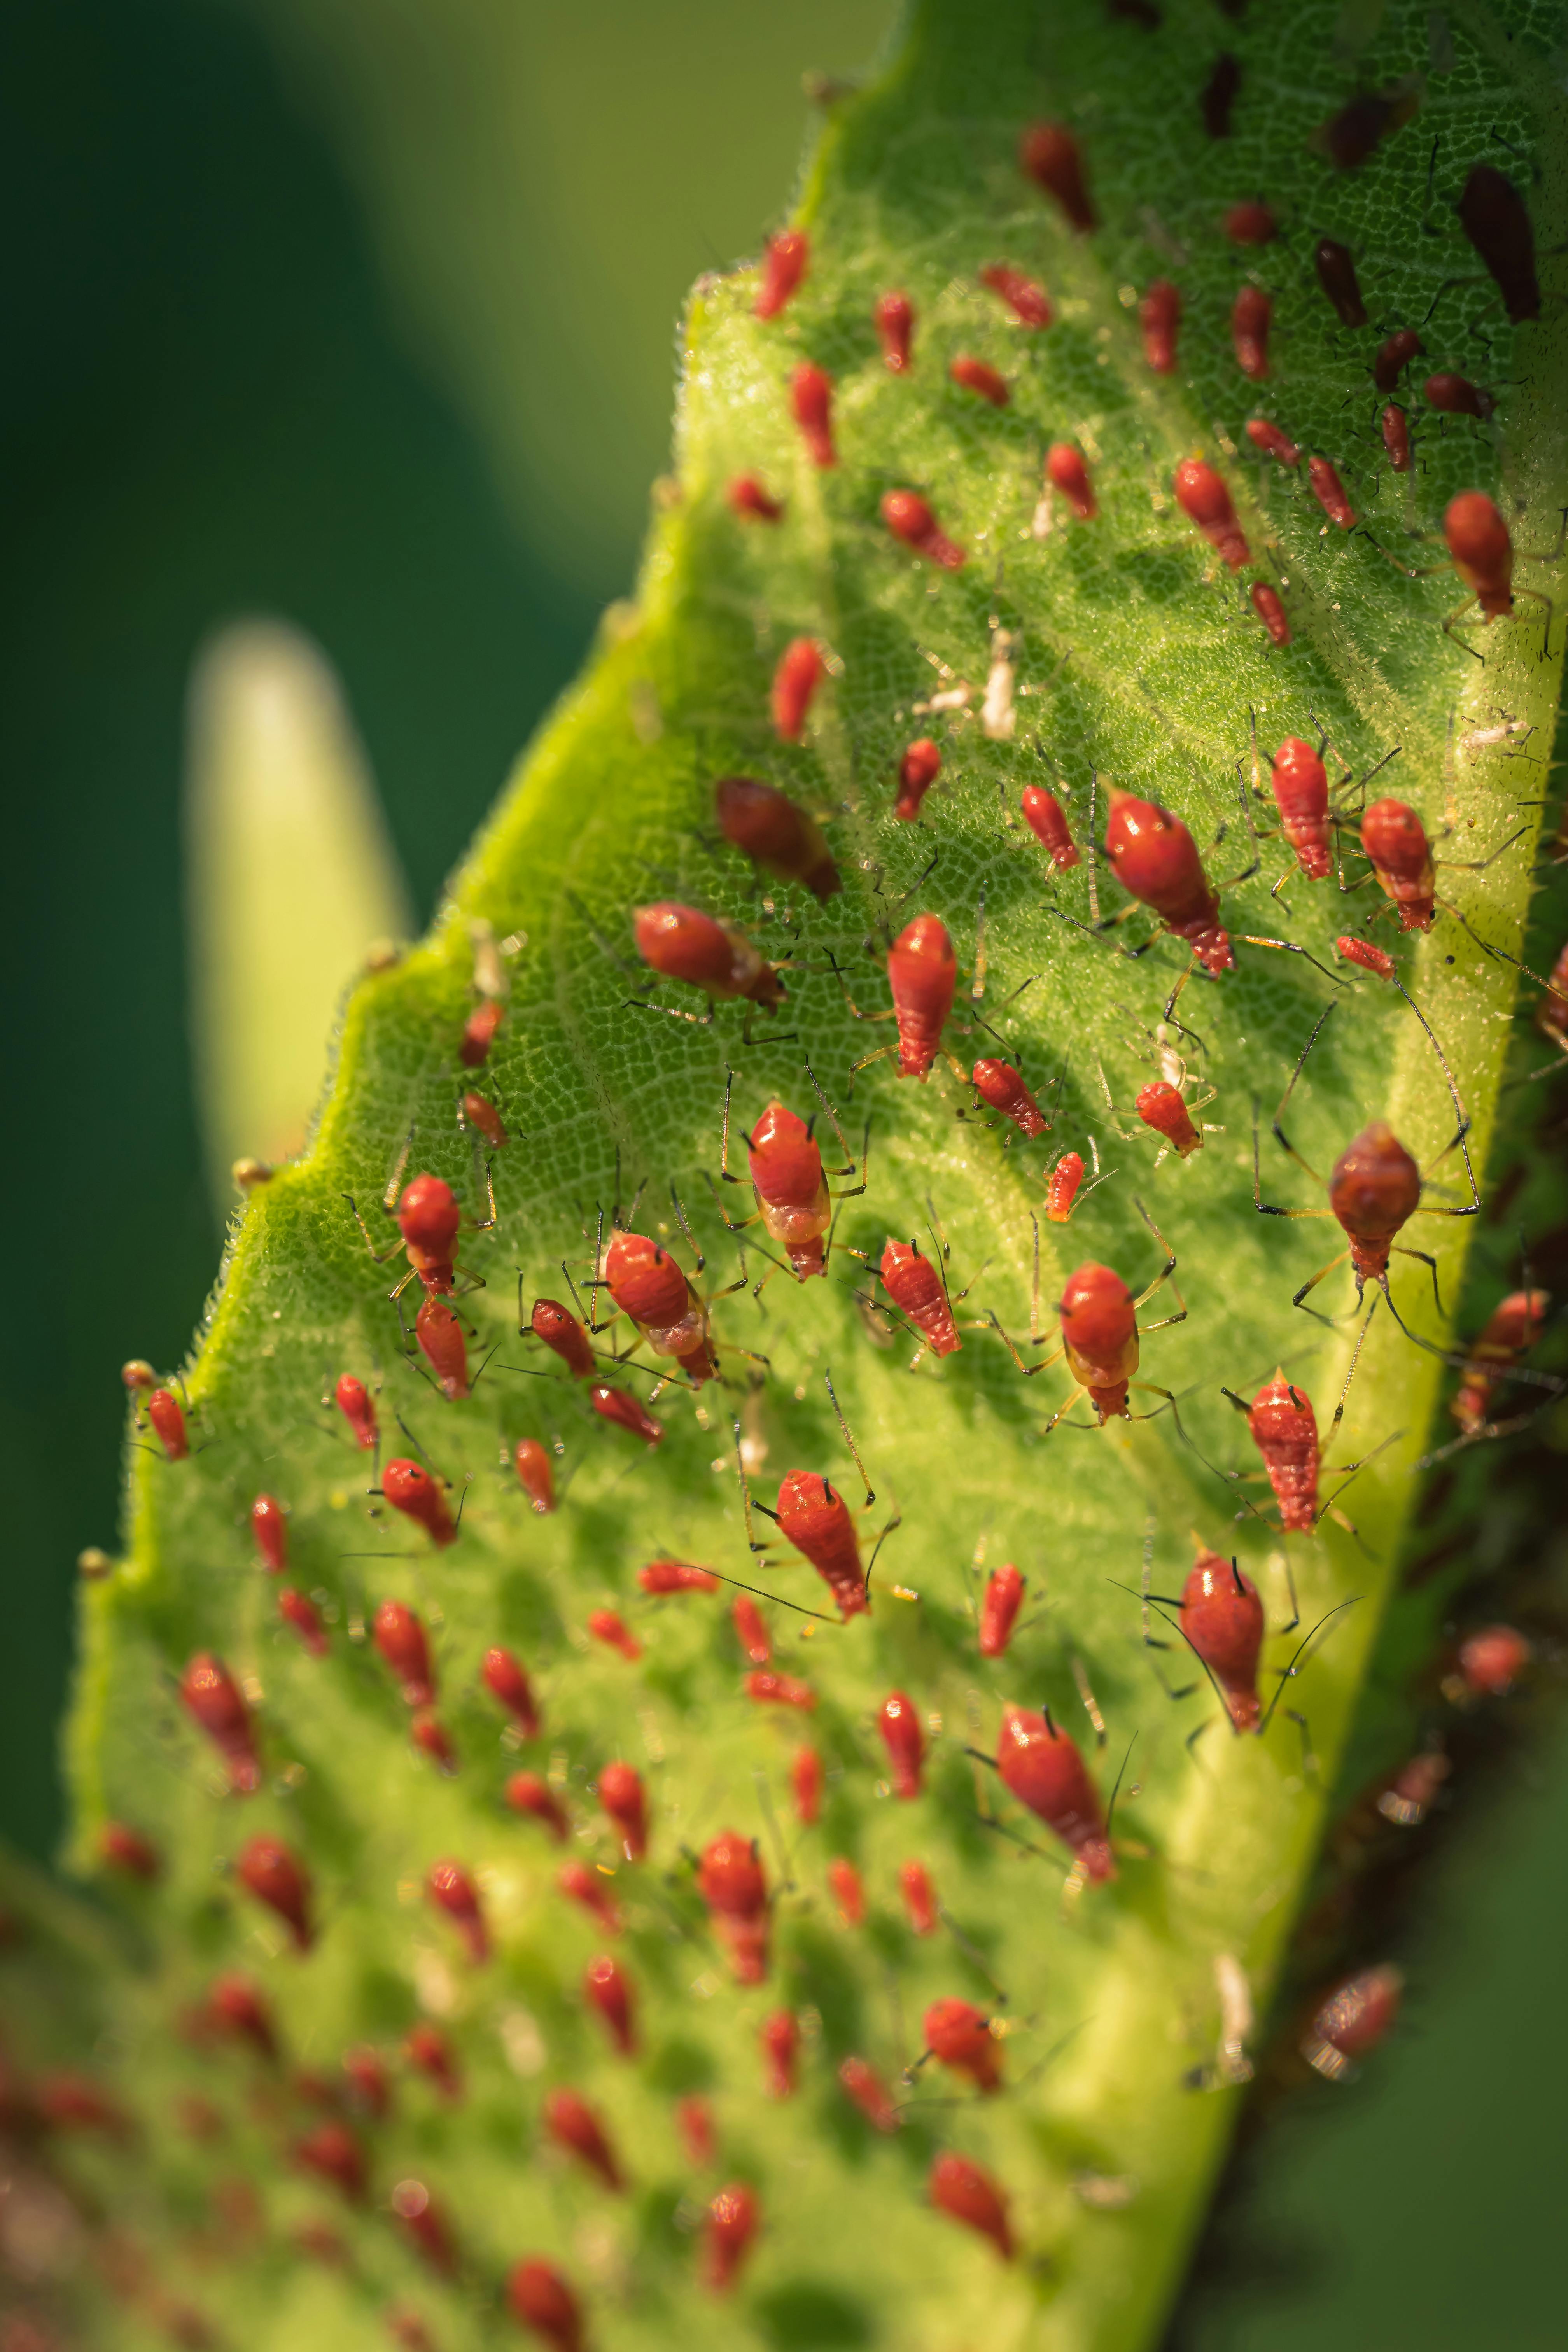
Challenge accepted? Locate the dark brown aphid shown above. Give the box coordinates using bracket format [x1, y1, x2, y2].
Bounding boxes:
[1314, 238, 1367, 328]
[1424, 373, 1494, 421]
[1458, 164, 1540, 324]
[1373, 329, 1423, 394]
[1201, 54, 1241, 139]
[1313, 81, 1420, 171]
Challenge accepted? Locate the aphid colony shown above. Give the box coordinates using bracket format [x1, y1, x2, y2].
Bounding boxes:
[88, 78, 1561, 2352]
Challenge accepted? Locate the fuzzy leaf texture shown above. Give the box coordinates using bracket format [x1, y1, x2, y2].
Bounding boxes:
[35, 4, 1568, 2351]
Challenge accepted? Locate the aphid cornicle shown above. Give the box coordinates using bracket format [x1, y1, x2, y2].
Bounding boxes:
[980, 263, 1052, 326]
[603, 1229, 715, 1381]
[1360, 799, 1435, 929]
[880, 1238, 961, 1354]
[997, 1704, 1115, 1880]
[1106, 791, 1232, 973]
[1173, 459, 1250, 569]
[972, 1058, 1049, 1138]
[875, 288, 914, 371]
[634, 903, 784, 1011]
[777, 1470, 868, 1619]
[1180, 1548, 1265, 1731]
[1141, 279, 1180, 373]
[1452, 1290, 1549, 1433]
[1021, 782, 1079, 866]
[754, 228, 807, 320]
[881, 488, 966, 568]
[714, 775, 840, 898]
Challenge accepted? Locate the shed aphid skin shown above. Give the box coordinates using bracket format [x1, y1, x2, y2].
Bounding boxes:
[1300, 1964, 1403, 2081]
[714, 774, 840, 898]
[874, 287, 914, 371]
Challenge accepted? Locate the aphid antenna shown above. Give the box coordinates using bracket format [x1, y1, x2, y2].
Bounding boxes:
[1103, 1732, 1140, 1844]
[975, 1811, 1057, 1865]
[666, 1181, 706, 1276]
[1437, 891, 1568, 1005]
[984, 1307, 1064, 1380]
[1379, 1282, 1566, 1395]
[380, 1122, 416, 1215]
[1268, 999, 1338, 1174]
[1130, 1197, 1187, 1327]
[823, 1368, 877, 1505]
[938, 1907, 1012, 2006]
[1257, 1597, 1363, 1734]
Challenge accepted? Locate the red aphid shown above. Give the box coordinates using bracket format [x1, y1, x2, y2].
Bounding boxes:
[760, 2011, 799, 2097]
[514, 1439, 556, 1513]
[1244, 1372, 1320, 1533]
[562, 1864, 622, 1935]
[1245, 417, 1299, 467]
[1140, 279, 1180, 374]
[980, 263, 1052, 327]
[1044, 1151, 1085, 1225]
[754, 229, 807, 320]
[828, 1856, 865, 1927]
[732, 1594, 771, 1666]
[403, 2022, 461, 2100]
[929, 2152, 1013, 2258]
[878, 1692, 925, 1799]
[279, 1587, 329, 1655]
[1135, 1080, 1202, 1157]
[1251, 582, 1292, 646]
[838, 2055, 899, 2133]
[727, 474, 784, 523]
[180, 1654, 261, 1793]
[100, 1821, 160, 1880]
[462, 1091, 507, 1149]
[294, 2120, 367, 2202]
[880, 1237, 960, 1355]
[1268, 735, 1331, 877]
[678, 2094, 716, 2167]
[1336, 935, 1396, 978]
[698, 1830, 770, 1983]
[415, 1298, 469, 1402]
[1045, 442, 1097, 519]
[544, 2088, 621, 2190]
[410, 1711, 457, 1772]
[1173, 458, 1250, 569]
[997, 1704, 1114, 1879]
[428, 1860, 488, 1963]
[603, 1230, 713, 1379]
[715, 775, 840, 899]
[34, 2074, 129, 2137]
[777, 1470, 866, 1618]
[887, 912, 958, 1079]
[391, 2179, 457, 2276]
[1329, 1124, 1423, 1285]
[397, 1175, 462, 1290]
[791, 362, 836, 466]
[900, 1858, 939, 1936]
[925, 1998, 1001, 2092]
[771, 635, 826, 740]
[1106, 790, 1232, 972]
[373, 1600, 435, 1707]
[335, 1372, 378, 1449]
[633, 903, 781, 1015]
[1452, 1289, 1549, 1433]
[973, 1058, 1048, 1138]
[237, 1836, 313, 1948]
[598, 1761, 648, 1860]
[251, 1495, 287, 1575]
[705, 2185, 759, 2292]
[459, 999, 503, 1067]
[949, 354, 1009, 406]
[149, 1388, 189, 1461]
[1382, 403, 1412, 472]
[382, 1460, 457, 1548]
[881, 489, 966, 569]
[1058, 1261, 1143, 1421]
[1445, 491, 1514, 618]
[749, 1670, 817, 1711]
[792, 1746, 824, 1824]
[508, 2259, 584, 2352]
[1458, 1623, 1531, 1696]
[483, 1647, 540, 1737]
[531, 1298, 595, 1379]
[1307, 455, 1356, 528]
[1180, 1548, 1266, 1731]
[1231, 285, 1271, 379]
[747, 1100, 832, 1278]
[208, 1973, 277, 2061]
[1224, 200, 1276, 244]
[1020, 782, 1079, 867]
[1302, 1965, 1403, 2077]
[506, 1771, 568, 1840]
[875, 288, 914, 371]
[640, 1559, 720, 1595]
[342, 2045, 391, 2119]
[895, 737, 942, 822]
[1360, 799, 1434, 929]
[587, 1608, 642, 1662]
[1374, 328, 1423, 393]
[1425, 372, 1492, 419]
[979, 1563, 1025, 1657]
[1020, 121, 1096, 229]
[122, 1358, 156, 1392]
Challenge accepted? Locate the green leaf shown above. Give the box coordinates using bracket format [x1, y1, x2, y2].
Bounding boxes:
[49, 4, 1568, 2348]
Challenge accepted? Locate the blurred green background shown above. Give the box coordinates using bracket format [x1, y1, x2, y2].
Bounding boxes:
[2, 2, 1563, 2343]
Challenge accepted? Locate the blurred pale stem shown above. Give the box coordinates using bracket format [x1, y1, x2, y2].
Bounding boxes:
[185, 620, 413, 1204]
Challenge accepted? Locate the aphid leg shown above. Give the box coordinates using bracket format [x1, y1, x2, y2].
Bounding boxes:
[805, 1060, 863, 1183]
[342, 1190, 406, 1269]
[1291, 1248, 1356, 1320]
[824, 947, 895, 1026]
[667, 1181, 707, 1275]
[718, 1068, 747, 1188]
[1130, 1199, 1187, 1328]
[861, 1506, 904, 1608]
[824, 1368, 878, 1506]
[1072, 1656, 1108, 1746]
[1317, 1298, 1378, 1463]
[1271, 1001, 1337, 1177]
[702, 1168, 760, 1238]
[847, 1045, 892, 1096]
[1435, 894, 1568, 1006]
[1041, 1382, 1095, 1435]
[1159, 956, 1207, 1055]
[625, 990, 717, 1027]
[1283, 1711, 1318, 1776]
[1275, 1553, 1300, 1637]
[1236, 934, 1351, 994]
[984, 1310, 1065, 1377]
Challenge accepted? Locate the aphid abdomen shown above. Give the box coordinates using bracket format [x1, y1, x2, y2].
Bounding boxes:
[886, 915, 957, 1080]
[1180, 1549, 1265, 1731]
[880, 1240, 960, 1353]
[776, 1471, 868, 1619]
[1247, 1373, 1321, 1531]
